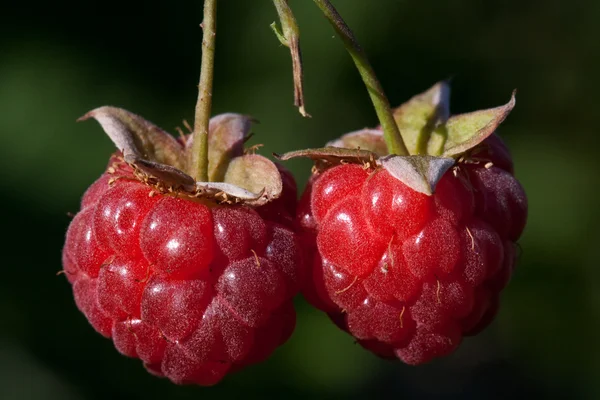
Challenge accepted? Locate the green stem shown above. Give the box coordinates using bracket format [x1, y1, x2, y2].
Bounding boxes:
[271, 0, 309, 117]
[189, 0, 217, 182]
[312, 0, 408, 156]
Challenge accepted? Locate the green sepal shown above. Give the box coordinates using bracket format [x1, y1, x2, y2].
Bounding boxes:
[392, 81, 450, 155]
[442, 91, 516, 157]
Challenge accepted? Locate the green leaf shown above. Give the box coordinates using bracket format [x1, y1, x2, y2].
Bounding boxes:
[442, 91, 516, 157]
[392, 81, 450, 155]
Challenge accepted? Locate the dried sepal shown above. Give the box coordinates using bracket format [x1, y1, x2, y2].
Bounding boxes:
[123, 154, 266, 204]
[202, 113, 253, 182]
[392, 81, 451, 155]
[194, 182, 264, 202]
[78, 106, 185, 170]
[378, 155, 455, 196]
[223, 154, 283, 206]
[442, 91, 516, 157]
[124, 154, 196, 191]
[277, 147, 378, 167]
[326, 129, 388, 156]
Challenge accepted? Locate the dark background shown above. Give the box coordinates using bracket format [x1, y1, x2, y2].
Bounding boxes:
[1, 1, 599, 399]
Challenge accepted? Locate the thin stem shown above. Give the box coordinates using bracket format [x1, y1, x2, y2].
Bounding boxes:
[312, 0, 408, 156]
[272, 0, 310, 117]
[189, 0, 217, 182]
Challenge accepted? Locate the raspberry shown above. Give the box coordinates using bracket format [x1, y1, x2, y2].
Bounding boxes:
[297, 136, 527, 365]
[61, 2, 308, 384]
[63, 159, 301, 385]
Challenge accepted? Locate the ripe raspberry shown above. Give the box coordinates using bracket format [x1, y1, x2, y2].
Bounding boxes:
[290, 82, 527, 365]
[62, 109, 303, 385]
[299, 147, 526, 364]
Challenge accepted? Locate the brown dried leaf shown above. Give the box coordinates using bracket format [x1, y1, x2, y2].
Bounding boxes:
[326, 128, 388, 156]
[442, 91, 516, 157]
[195, 182, 263, 201]
[202, 113, 253, 182]
[223, 154, 282, 206]
[124, 154, 196, 191]
[276, 147, 378, 165]
[79, 106, 185, 169]
[379, 155, 455, 195]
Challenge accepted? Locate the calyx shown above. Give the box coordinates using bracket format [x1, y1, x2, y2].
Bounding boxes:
[79, 107, 282, 206]
[279, 81, 515, 195]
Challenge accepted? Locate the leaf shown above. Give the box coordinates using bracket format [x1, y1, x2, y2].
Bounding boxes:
[378, 155, 455, 196]
[195, 182, 263, 201]
[392, 81, 451, 155]
[276, 147, 377, 164]
[223, 154, 283, 206]
[326, 128, 388, 156]
[125, 154, 267, 204]
[203, 113, 253, 182]
[78, 106, 185, 170]
[442, 91, 516, 157]
[123, 154, 196, 191]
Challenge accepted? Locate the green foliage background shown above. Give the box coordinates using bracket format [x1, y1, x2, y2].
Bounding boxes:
[1, 1, 598, 398]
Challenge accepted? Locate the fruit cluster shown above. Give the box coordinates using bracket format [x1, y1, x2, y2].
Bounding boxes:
[61, 1, 528, 386]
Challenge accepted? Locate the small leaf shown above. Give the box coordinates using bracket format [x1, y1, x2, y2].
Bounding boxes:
[195, 182, 263, 201]
[392, 81, 451, 155]
[203, 113, 253, 182]
[123, 154, 196, 191]
[442, 91, 516, 157]
[426, 125, 448, 156]
[326, 128, 388, 156]
[125, 154, 267, 204]
[378, 155, 455, 196]
[223, 154, 283, 206]
[276, 147, 377, 164]
[79, 106, 185, 169]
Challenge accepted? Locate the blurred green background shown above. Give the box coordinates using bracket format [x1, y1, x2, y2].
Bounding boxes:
[2, 1, 599, 399]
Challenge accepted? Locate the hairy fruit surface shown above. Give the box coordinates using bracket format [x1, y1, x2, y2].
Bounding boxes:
[62, 108, 303, 385]
[294, 82, 527, 364]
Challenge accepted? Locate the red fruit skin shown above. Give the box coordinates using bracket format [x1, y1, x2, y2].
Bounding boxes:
[62, 161, 302, 386]
[300, 145, 527, 365]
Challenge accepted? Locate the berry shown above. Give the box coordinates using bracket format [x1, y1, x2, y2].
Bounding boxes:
[63, 159, 301, 385]
[63, 105, 303, 386]
[297, 136, 527, 365]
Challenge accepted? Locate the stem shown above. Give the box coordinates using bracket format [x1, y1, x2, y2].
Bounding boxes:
[189, 0, 217, 182]
[312, 0, 408, 156]
[272, 0, 310, 117]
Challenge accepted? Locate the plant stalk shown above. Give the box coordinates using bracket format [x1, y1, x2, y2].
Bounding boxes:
[189, 0, 217, 182]
[272, 0, 310, 117]
[312, 0, 408, 156]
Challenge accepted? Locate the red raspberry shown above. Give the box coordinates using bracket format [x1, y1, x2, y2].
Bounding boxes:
[298, 136, 527, 365]
[62, 90, 305, 390]
[63, 158, 301, 385]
